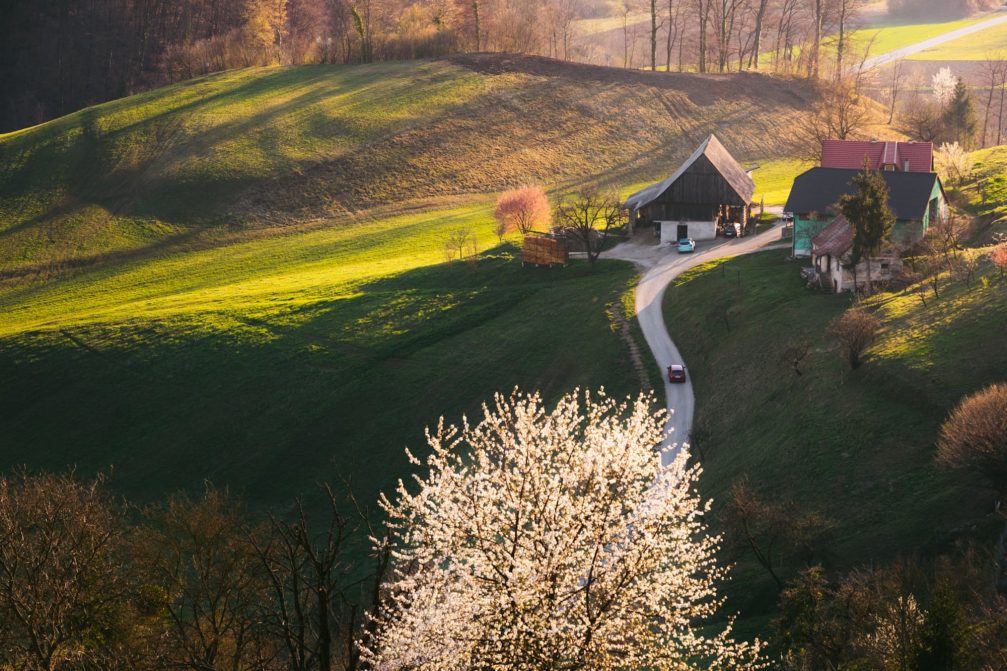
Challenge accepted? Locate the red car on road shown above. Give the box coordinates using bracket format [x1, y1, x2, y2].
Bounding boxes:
[667, 364, 687, 383]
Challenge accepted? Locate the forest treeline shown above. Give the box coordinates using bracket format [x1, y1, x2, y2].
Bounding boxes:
[2, 0, 999, 134]
[0, 471, 387, 671]
[4, 465, 1007, 670]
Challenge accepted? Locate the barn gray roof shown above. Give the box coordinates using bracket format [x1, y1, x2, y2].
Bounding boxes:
[624, 134, 756, 210]
[785, 167, 942, 220]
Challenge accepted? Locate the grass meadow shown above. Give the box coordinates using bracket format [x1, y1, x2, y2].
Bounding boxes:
[907, 20, 1007, 60]
[0, 221, 647, 517]
[665, 249, 1007, 635]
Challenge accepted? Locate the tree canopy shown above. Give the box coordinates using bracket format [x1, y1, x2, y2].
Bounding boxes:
[363, 389, 761, 670]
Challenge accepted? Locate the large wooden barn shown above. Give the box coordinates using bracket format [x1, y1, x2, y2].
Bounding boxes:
[625, 135, 755, 244]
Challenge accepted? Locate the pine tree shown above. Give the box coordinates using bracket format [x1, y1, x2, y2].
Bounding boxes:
[839, 162, 895, 294]
[915, 579, 968, 671]
[945, 77, 978, 148]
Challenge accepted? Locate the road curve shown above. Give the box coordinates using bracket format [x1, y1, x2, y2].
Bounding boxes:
[860, 9, 1007, 71]
[606, 226, 787, 465]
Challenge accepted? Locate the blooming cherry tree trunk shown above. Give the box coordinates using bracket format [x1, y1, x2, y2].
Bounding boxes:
[362, 389, 761, 671]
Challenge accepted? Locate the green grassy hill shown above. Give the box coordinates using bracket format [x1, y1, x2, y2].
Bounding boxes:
[0, 54, 812, 280]
[960, 145, 1007, 242]
[0, 242, 647, 512]
[0, 54, 816, 514]
[665, 249, 1007, 634]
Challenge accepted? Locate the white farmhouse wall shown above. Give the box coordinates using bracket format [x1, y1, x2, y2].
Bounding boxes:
[658, 220, 717, 244]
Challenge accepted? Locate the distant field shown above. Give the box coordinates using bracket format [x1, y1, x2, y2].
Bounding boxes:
[908, 20, 1007, 60]
[760, 14, 991, 68]
[751, 158, 812, 207]
[666, 249, 1006, 636]
[573, 12, 648, 37]
[846, 14, 989, 58]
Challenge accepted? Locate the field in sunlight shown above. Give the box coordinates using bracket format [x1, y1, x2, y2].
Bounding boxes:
[0, 54, 807, 524]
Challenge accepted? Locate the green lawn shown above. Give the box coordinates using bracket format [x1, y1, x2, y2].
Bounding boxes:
[0, 61, 487, 274]
[959, 145, 1007, 242]
[0, 53, 815, 524]
[847, 14, 991, 58]
[0, 199, 646, 517]
[751, 158, 812, 208]
[665, 250, 1006, 633]
[908, 20, 1007, 60]
[760, 14, 991, 68]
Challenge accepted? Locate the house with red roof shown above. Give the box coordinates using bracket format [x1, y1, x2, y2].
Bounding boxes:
[820, 139, 934, 173]
[785, 139, 947, 258]
[810, 214, 903, 293]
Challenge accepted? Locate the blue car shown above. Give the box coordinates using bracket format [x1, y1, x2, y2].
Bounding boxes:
[677, 238, 696, 253]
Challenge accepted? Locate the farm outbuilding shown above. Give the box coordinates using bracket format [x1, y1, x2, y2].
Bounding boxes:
[625, 135, 755, 244]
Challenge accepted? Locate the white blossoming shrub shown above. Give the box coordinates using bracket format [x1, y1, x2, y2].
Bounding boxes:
[362, 388, 761, 671]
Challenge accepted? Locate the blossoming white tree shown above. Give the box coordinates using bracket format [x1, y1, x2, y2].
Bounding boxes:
[932, 67, 957, 108]
[934, 141, 973, 186]
[362, 389, 761, 671]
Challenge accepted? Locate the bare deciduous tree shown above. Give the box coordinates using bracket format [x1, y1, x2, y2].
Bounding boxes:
[553, 187, 626, 263]
[981, 54, 1007, 147]
[443, 228, 478, 263]
[722, 479, 835, 591]
[781, 338, 811, 376]
[834, 0, 866, 76]
[797, 73, 871, 159]
[0, 471, 141, 670]
[937, 383, 1007, 498]
[885, 59, 905, 125]
[250, 485, 355, 671]
[953, 251, 981, 289]
[136, 488, 276, 671]
[827, 306, 880, 369]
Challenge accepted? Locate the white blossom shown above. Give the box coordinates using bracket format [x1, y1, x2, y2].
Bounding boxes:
[934, 141, 973, 187]
[932, 67, 957, 108]
[362, 388, 762, 671]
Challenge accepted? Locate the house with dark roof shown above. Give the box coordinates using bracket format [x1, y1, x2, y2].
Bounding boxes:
[625, 135, 754, 244]
[810, 214, 903, 293]
[785, 167, 947, 257]
[821, 139, 933, 173]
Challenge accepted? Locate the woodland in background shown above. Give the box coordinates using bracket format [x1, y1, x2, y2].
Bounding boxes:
[2, 0, 1000, 134]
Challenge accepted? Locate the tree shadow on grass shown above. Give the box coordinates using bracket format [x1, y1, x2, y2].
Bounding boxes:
[0, 249, 638, 520]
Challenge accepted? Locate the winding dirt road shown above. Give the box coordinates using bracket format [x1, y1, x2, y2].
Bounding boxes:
[605, 226, 788, 464]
